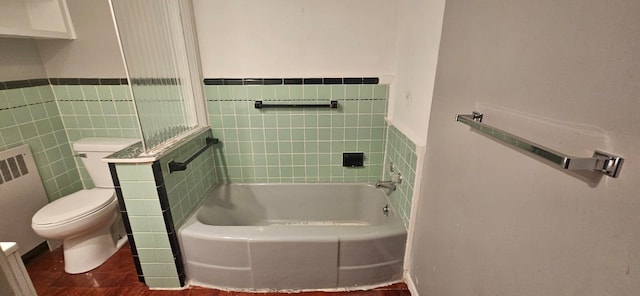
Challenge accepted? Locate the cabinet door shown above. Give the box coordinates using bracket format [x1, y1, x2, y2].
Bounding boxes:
[0, 0, 76, 39]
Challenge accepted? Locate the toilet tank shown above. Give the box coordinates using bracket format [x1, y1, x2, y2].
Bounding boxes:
[73, 138, 140, 188]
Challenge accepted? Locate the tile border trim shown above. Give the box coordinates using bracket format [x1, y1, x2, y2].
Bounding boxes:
[0, 77, 379, 89]
[0, 79, 49, 90]
[203, 77, 380, 85]
[108, 163, 146, 284]
[151, 161, 186, 287]
[49, 78, 129, 86]
[0, 99, 57, 111]
[0, 78, 129, 90]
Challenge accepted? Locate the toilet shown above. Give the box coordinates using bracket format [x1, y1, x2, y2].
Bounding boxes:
[31, 137, 138, 274]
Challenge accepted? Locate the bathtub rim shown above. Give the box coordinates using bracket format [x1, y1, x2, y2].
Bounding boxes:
[178, 182, 406, 240]
[184, 279, 407, 293]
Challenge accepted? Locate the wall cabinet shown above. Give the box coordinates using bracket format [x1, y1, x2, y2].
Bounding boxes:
[0, 0, 75, 39]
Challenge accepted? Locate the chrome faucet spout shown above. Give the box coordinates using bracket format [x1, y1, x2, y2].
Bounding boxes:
[376, 181, 396, 191]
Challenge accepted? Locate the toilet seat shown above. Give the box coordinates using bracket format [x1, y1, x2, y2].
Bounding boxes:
[32, 189, 116, 227]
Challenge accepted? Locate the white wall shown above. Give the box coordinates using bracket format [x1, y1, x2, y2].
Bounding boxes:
[193, 0, 398, 78]
[387, 0, 445, 146]
[37, 0, 125, 78]
[35, 0, 400, 79]
[410, 0, 640, 295]
[0, 38, 47, 81]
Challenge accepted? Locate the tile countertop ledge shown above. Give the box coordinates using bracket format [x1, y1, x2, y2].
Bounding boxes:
[102, 126, 211, 164]
[1, 242, 18, 254]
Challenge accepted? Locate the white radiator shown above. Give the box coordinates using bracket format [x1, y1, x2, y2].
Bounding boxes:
[0, 145, 49, 253]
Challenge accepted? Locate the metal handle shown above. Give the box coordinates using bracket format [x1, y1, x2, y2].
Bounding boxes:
[456, 112, 624, 178]
[73, 153, 87, 158]
[168, 137, 219, 173]
[255, 100, 338, 109]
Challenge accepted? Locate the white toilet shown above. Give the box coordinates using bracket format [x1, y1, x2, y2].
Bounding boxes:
[31, 137, 138, 274]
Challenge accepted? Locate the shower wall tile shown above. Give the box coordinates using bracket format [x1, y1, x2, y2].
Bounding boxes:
[54, 84, 139, 139]
[158, 130, 218, 228]
[54, 84, 140, 188]
[384, 125, 417, 227]
[205, 84, 388, 183]
[0, 82, 83, 201]
[115, 163, 181, 288]
[142, 277, 181, 288]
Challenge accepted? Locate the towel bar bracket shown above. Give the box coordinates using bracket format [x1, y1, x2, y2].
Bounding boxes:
[168, 137, 219, 173]
[472, 111, 483, 122]
[593, 150, 624, 178]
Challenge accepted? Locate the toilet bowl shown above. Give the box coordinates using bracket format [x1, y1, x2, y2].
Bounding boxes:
[32, 188, 122, 274]
[31, 137, 138, 274]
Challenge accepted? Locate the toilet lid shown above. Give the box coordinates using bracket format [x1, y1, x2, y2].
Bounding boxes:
[32, 189, 115, 226]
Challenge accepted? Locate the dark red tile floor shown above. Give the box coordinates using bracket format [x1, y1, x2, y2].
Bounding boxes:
[25, 245, 410, 296]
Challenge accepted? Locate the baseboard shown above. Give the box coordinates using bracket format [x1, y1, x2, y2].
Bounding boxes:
[20, 242, 48, 263]
[405, 272, 419, 296]
[46, 239, 62, 251]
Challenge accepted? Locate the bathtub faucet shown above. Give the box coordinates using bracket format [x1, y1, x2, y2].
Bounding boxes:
[376, 172, 403, 191]
[375, 181, 397, 191]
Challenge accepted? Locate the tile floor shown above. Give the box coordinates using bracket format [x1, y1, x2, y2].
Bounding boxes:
[25, 244, 411, 296]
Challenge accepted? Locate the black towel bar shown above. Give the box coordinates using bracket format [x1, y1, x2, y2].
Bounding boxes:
[168, 137, 219, 173]
[254, 100, 338, 109]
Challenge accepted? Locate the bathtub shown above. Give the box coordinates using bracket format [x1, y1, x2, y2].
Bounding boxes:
[178, 183, 406, 291]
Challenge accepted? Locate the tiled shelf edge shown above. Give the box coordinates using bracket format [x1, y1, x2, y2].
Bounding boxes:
[103, 126, 211, 163]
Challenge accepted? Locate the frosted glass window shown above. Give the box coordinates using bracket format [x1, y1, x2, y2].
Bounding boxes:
[111, 0, 205, 152]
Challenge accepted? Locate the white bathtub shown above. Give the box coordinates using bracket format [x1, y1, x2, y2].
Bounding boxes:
[178, 183, 406, 291]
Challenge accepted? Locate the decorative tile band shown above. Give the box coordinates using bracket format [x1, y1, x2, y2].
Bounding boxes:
[130, 78, 181, 85]
[0, 78, 129, 90]
[0, 99, 57, 111]
[203, 77, 379, 86]
[56, 99, 133, 102]
[49, 78, 129, 85]
[0, 79, 49, 90]
[2, 77, 378, 88]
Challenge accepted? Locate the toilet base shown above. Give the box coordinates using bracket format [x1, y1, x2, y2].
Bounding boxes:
[62, 219, 121, 274]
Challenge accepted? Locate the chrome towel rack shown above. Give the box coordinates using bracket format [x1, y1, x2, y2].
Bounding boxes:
[456, 112, 624, 178]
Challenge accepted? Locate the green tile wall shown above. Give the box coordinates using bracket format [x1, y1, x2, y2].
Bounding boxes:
[158, 130, 218, 228]
[384, 125, 418, 227]
[116, 163, 181, 288]
[206, 84, 388, 183]
[54, 84, 140, 188]
[0, 85, 83, 201]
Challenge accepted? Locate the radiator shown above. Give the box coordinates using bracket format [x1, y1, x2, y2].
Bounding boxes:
[0, 145, 49, 253]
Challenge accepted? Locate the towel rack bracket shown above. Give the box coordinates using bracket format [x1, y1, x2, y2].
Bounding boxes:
[593, 150, 624, 178]
[168, 136, 219, 173]
[472, 111, 483, 122]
